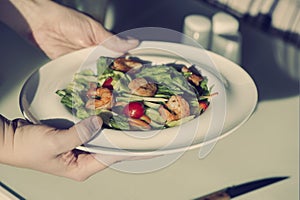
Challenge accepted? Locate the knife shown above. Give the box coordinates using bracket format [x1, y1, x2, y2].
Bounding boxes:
[193, 176, 288, 200]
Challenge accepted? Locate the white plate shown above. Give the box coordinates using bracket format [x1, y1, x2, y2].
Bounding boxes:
[20, 41, 257, 155]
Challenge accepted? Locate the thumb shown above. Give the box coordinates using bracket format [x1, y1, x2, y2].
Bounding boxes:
[56, 116, 103, 152]
[97, 30, 140, 53]
[103, 35, 140, 53]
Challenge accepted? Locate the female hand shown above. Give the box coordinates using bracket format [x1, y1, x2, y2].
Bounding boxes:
[1, 0, 139, 59]
[0, 115, 127, 181]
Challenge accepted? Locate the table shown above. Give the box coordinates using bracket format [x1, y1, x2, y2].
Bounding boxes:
[0, 22, 298, 200]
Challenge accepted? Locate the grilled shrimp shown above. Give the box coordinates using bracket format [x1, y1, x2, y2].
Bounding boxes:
[158, 105, 178, 122]
[182, 66, 203, 86]
[128, 78, 157, 97]
[112, 57, 143, 72]
[85, 87, 113, 109]
[166, 95, 190, 117]
[159, 95, 190, 122]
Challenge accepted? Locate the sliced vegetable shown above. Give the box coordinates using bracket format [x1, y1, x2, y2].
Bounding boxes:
[109, 115, 130, 130]
[145, 108, 166, 124]
[144, 101, 161, 109]
[97, 56, 114, 75]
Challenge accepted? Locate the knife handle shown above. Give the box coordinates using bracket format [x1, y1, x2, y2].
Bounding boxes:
[193, 189, 231, 200]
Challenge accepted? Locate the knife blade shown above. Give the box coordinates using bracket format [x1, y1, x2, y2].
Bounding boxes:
[193, 176, 288, 200]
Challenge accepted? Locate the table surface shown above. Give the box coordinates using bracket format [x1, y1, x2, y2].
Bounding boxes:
[0, 22, 299, 200]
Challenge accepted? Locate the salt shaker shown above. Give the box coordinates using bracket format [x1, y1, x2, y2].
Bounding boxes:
[211, 12, 242, 64]
[182, 15, 212, 49]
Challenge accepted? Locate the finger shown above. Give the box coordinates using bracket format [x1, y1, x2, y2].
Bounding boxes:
[55, 116, 103, 152]
[94, 27, 140, 53]
[67, 153, 109, 181]
[102, 35, 140, 53]
[10, 118, 30, 130]
[61, 151, 77, 166]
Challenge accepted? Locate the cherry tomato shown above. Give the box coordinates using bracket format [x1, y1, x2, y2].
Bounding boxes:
[123, 102, 145, 119]
[102, 77, 113, 90]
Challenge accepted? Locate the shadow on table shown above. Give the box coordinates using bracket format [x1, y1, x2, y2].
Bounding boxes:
[241, 24, 299, 102]
[0, 22, 48, 103]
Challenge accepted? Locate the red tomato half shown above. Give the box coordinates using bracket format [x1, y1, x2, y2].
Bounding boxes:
[123, 102, 145, 119]
[199, 101, 209, 111]
[102, 77, 113, 90]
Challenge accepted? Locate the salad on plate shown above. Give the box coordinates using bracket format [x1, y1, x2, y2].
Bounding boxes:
[56, 55, 216, 131]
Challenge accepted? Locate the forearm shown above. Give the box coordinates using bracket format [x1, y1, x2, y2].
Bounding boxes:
[0, 0, 49, 38]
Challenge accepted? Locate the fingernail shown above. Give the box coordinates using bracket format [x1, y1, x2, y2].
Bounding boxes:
[125, 37, 140, 44]
[127, 39, 139, 44]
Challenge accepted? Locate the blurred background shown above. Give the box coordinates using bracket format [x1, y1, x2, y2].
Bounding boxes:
[54, 0, 299, 101]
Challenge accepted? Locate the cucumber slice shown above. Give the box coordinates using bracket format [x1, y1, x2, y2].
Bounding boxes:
[145, 108, 165, 124]
[144, 101, 161, 109]
[149, 120, 165, 129]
